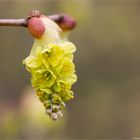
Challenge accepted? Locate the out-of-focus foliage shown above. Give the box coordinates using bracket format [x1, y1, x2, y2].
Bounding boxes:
[0, 0, 140, 139]
[0, 87, 65, 139]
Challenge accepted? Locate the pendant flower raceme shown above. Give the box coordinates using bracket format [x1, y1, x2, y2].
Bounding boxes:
[23, 15, 77, 120]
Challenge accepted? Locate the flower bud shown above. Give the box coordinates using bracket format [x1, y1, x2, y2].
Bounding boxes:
[27, 17, 45, 39]
[55, 14, 77, 31]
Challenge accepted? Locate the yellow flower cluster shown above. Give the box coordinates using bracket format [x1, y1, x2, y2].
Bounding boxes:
[23, 41, 77, 120]
[24, 15, 77, 120]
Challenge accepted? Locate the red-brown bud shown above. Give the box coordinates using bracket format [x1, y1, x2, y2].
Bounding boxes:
[27, 17, 45, 39]
[55, 14, 77, 31]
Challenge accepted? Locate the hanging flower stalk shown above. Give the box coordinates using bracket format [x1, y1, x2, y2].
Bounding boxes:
[0, 10, 77, 120]
[22, 10, 77, 120]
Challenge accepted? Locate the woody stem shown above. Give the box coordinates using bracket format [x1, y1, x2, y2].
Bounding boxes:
[0, 14, 63, 27]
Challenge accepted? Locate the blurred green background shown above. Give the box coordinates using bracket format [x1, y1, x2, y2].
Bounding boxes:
[0, 0, 140, 139]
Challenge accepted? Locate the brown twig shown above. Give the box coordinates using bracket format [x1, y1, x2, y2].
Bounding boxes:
[0, 15, 63, 27]
[0, 9, 76, 31]
[0, 19, 27, 27]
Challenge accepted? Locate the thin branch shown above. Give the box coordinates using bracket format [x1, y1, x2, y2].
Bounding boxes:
[0, 19, 27, 27]
[0, 14, 63, 27]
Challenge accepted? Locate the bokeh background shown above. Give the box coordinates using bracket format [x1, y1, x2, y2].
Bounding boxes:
[0, 0, 140, 139]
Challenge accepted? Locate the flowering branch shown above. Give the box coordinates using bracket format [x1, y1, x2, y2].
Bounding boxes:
[0, 11, 76, 31]
[0, 10, 77, 120]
